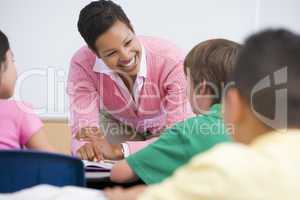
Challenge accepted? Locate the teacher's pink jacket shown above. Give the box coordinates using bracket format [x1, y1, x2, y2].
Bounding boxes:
[67, 36, 194, 155]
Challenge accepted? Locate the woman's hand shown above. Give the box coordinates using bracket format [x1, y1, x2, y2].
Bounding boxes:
[75, 127, 103, 140]
[90, 136, 124, 160]
[76, 127, 124, 161]
[76, 142, 103, 161]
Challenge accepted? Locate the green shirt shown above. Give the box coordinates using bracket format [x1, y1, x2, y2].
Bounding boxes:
[126, 104, 231, 184]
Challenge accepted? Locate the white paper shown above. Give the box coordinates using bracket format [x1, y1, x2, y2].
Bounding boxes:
[82, 160, 116, 170]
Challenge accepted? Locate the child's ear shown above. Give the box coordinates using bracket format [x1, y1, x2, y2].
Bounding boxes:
[197, 80, 207, 95]
[224, 88, 245, 125]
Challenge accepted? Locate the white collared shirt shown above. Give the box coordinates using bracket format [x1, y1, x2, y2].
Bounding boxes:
[93, 46, 148, 157]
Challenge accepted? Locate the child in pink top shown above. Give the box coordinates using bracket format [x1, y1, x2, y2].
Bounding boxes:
[0, 30, 55, 151]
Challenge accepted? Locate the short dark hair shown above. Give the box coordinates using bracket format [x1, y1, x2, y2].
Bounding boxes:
[0, 30, 9, 72]
[184, 39, 241, 104]
[77, 0, 134, 53]
[231, 29, 300, 128]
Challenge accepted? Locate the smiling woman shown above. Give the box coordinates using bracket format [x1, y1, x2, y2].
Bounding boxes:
[95, 20, 142, 87]
[67, 0, 194, 161]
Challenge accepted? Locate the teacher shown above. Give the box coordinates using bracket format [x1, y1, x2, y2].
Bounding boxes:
[67, 0, 193, 160]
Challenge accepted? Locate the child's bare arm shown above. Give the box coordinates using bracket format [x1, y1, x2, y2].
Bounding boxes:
[110, 159, 138, 183]
[26, 128, 57, 153]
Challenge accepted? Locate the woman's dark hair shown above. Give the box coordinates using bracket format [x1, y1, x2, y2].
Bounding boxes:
[0, 30, 10, 71]
[184, 39, 241, 104]
[77, 0, 134, 53]
[231, 29, 300, 128]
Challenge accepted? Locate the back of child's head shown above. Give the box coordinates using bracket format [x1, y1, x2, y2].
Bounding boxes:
[0, 30, 9, 73]
[184, 39, 241, 104]
[0, 30, 16, 99]
[231, 29, 300, 129]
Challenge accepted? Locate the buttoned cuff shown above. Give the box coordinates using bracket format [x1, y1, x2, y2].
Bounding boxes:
[121, 143, 130, 158]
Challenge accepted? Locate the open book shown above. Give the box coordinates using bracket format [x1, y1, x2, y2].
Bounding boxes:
[82, 160, 116, 172]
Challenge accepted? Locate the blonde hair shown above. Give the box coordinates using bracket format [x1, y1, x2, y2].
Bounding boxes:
[184, 39, 241, 103]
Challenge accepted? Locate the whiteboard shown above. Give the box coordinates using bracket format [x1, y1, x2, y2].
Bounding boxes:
[0, 0, 299, 121]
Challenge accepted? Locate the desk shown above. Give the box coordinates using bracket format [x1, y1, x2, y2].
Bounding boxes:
[85, 171, 111, 189]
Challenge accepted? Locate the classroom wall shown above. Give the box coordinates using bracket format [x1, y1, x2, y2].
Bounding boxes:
[43, 120, 71, 155]
[258, 0, 300, 32]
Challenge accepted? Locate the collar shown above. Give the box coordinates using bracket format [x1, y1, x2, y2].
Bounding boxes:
[93, 44, 147, 78]
[200, 104, 221, 118]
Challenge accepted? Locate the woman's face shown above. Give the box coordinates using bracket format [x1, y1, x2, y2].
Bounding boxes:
[95, 20, 142, 78]
[0, 50, 17, 98]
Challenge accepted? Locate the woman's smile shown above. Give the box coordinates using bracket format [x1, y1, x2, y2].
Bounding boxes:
[118, 54, 138, 73]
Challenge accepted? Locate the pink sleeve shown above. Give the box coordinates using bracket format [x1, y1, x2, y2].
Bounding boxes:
[67, 51, 100, 155]
[126, 137, 158, 154]
[18, 102, 43, 146]
[163, 62, 195, 127]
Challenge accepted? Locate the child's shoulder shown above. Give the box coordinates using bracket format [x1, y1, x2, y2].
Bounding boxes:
[0, 100, 35, 118]
[187, 143, 256, 177]
[167, 104, 229, 144]
[176, 104, 222, 128]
